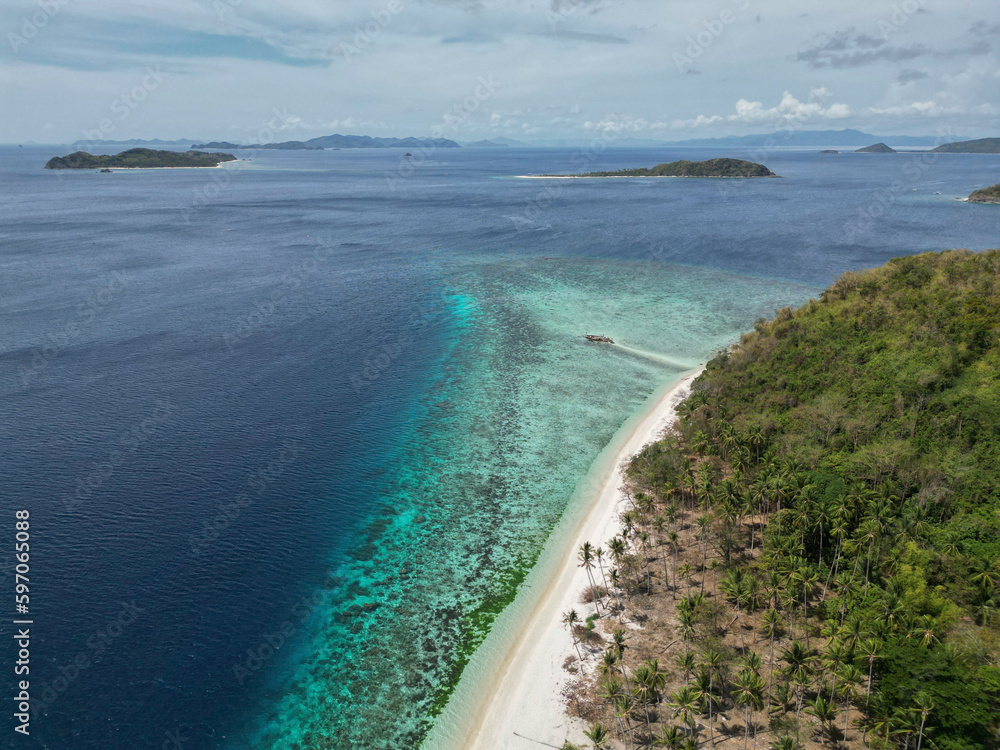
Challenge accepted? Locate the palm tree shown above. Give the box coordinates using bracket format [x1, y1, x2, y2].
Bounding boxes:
[633, 659, 666, 732]
[721, 567, 749, 649]
[781, 641, 814, 727]
[611, 627, 629, 686]
[761, 608, 782, 706]
[564, 610, 583, 663]
[695, 515, 713, 594]
[789, 565, 820, 633]
[584, 722, 612, 750]
[821, 638, 848, 702]
[838, 663, 863, 740]
[654, 724, 684, 749]
[703, 646, 725, 746]
[678, 609, 696, 654]
[732, 668, 765, 750]
[579, 542, 602, 614]
[668, 529, 680, 599]
[970, 555, 1000, 592]
[806, 695, 837, 745]
[860, 637, 882, 706]
[669, 685, 700, 738]
[600, 648, 618, 678]
[613, 693, 637, 750]
[914, 692, 934, 750]
[768, 738, 800, 750]
[594, 545, 612, 608]
[678, 562, 694, 589]
[608, 536, 628, 566]
[676, 651, 696, 689]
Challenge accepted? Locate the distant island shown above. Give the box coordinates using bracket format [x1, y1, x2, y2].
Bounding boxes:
[539, 158, 777, 178]
[931, 137, 1000, 154]
[968, 183, 1000, 203]
[45, 148, 237, 169]
[538, 159, 778, 178]
[461, 140, 510, 148]
[188, 134, 460, 150]
[856, 142, 896, 153]
[70, 138, 195, 148]
[654, 128, 950, 149]
[191, 140, 322, 150]
[819, 149, 839, 154]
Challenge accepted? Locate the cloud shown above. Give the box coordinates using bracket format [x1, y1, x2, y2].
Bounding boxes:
[897, 69, 929, 84]
[795, 28, 929, 68]
[673, 90, 851, 129]
[866, 101, 964, 117]
[583, 114, 667, 133]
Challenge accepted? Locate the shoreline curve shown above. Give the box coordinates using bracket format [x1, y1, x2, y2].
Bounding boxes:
[425, 365, 704, 750]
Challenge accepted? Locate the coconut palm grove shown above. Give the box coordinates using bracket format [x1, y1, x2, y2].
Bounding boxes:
[560, 250, 1000, 750]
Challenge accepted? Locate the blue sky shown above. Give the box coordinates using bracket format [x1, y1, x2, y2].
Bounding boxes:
[1, 0, 998, 143]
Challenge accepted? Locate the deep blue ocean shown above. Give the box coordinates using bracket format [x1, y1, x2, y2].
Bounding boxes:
[1, 143, 997, 749]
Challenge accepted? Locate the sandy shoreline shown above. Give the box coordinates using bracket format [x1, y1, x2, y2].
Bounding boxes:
[427, 366, 704, 750]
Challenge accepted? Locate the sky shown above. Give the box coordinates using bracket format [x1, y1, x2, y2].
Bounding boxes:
[1, 0, 998, 144]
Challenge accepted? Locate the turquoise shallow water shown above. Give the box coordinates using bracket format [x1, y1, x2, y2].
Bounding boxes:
[7, 145, 998, 750]
[250, 255, 818, 748]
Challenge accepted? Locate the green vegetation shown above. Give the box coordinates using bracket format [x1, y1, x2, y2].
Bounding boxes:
[44, 148, 237, 169]
[968, 184, 1000, 204]
[568, 250, 1000, 749]
[563, 158, 776, 178]
[856, 143, 896, 153]
[932, 138, 1000, 154]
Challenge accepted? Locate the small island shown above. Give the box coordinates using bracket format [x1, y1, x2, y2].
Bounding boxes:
[931, 137, 1000, 154]
[967, 183, 1000, 203]
[819, 149, 839, 154]
[856, 142, 896, 153]
[538, 158, 777, 179]
[45, 148, 237, 170]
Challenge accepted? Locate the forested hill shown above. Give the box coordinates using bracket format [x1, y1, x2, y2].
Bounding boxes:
[696, 249, 1000, 514]
[626, 249, 1000, 749]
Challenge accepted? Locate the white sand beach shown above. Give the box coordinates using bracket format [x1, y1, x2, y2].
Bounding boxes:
[428, 366, 703, 750]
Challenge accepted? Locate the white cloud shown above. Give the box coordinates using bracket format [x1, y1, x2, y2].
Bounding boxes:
[866, 101, 962, 117]
[673, 91, 852, 129]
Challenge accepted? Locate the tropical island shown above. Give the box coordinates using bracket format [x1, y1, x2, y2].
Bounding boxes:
[931, 137, 1000, 154]
[855, 143, 896, 153]
[466, 249, 1000, 750]
[44, 148, 237, 169]
[537, 158, 777, 179]
[968, 183, 1000, 203]
[191, 140, 322, 150]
